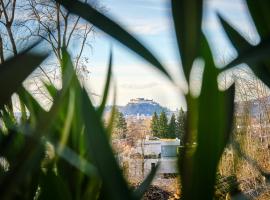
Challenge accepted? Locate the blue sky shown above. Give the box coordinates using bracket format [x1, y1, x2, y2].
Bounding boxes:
[84, 0, 258, 110]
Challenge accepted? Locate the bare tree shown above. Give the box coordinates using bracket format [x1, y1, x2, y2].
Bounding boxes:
[24, 0, 99, 74]
[18, 0, 103, 107]
[0, 0, 17, 56]
[0, 0, 19, 113]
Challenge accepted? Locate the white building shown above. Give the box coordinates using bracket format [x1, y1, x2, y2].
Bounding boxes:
[126, 138, 181, 179]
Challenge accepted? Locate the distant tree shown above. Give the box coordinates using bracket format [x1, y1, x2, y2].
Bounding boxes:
[176, 108, 186, 143]
[113, 108, 127, 139]
[158, 111, 169, 138]
[168, 113, 177, 138]
[150, 112, 159, 137]
[118, 112, 128, 138]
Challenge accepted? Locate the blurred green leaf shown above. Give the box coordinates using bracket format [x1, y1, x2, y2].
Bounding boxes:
[17, 87, 46, 125]
[43, 82, 58, 98]
[171, 0, 203, 81]
[55, 0, 172, 81]
[39, 169, 72, 200]
[82, 89, 134, 200]
[223, 38, 270, 70]
[0, 43, 48, 108]
[106, 85, 117, 137]
[0, 135, 44, 199]
[246, 0, 270, 40]
[98, 50, 113, 116]
[53, 141, 99, 178]
[184, 37, 235, 200]
[219, 15, 270, 88]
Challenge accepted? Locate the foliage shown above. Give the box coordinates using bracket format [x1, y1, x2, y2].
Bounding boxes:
[150, 111, 177, 139]
[113, 108, 128, 139]
[150, 112, 159, 137]
[168, 113, 177, 139]
[176, 108, 186, 143]
[158, 111, 169, 138]
[1, 0, 270, 199]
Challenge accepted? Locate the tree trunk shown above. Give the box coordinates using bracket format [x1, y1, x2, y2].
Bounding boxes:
[0, 36, 4, 63]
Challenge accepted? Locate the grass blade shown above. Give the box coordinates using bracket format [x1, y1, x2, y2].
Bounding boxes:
[246, 0, 270, 39]
[171, 0, 203, 81]
[82, 88, 134, 200]
[98, 50, 113, 116]
[184, 36, 235, 200]
[219, 15, 270, 88]
[224, 38, 270, 69]
[39, 169, 72, 200]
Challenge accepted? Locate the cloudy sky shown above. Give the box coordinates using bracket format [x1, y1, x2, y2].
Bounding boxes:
[84, 0, 259, 110]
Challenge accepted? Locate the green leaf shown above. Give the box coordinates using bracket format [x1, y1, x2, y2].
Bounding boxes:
[39, 170, 72, 200]
[98, 49, 113, 116]
[133, 162, 159, 199]
[0, 43, 48, 108]
[219, 15, 270, 88]
[81, 89, 134, 200]
[106, 85, 117, 137]
[184, 36, 235, 200]
[171, 0, 203, 81]
[17, 87, 46, 125]
[35, 49, 75, 136]
[53, 141, 99, 178]
[0, 50, 75, 199]
[55, 0, 172, 81]
[0, 135, 44, 199]
[224, 38, 270, 69]
[218, 14, 251, 51]
[43, 81, 58, 98]
[246, 0, 270, 40]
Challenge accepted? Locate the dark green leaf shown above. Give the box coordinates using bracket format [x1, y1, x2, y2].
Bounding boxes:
[17, 87, 46, 124]
[171, 0, 203, 81]
[224, 38, 270, 69]
[0, 43, 48, 108]
[82, 89, 134, 200]
[246, 0, 270, 40]
[218, 14, 251, 51]
[39, 170, 72, 200]
[219, 15, 270, 88]
[106, 85, 117, 137]
[43, 82, 58, 98]
[98, 49, 113, 116]
[0, 136, 44, 199]
[184, 36, 235, 200]
[55, 0, 172, 81]
[53, 141, 99, 178]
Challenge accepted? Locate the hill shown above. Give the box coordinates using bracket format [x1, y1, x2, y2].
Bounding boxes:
[105, 98, 173, 117]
